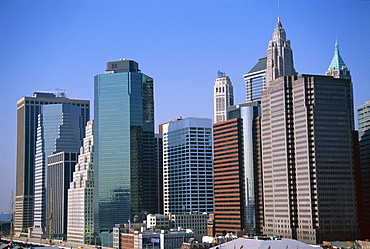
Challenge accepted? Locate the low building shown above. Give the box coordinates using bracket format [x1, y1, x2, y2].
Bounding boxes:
[170, 212, 209, 241]
[209, 238, 322, 249]
[146, 214, 171, 229]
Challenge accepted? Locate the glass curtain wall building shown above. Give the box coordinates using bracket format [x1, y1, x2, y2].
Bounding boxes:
[243, 57, 266, 102]
[15, 92, 89, 235]
[94, 60, 156, 243]
[33, 103, 84, 237]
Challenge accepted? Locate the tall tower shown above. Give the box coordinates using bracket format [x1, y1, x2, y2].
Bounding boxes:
[244, 57, 267, 102]
[214, 71, 234, 123]
[357, 101, 370, 239]
[94, 60, 157, 244]
[261, 73, 359, 243]
[15, 92, 89, 235]
[33, 103, 84, 238]
[67, 120, 94, 244]
[213, 102, 263, 236]
[266, 18, 297, 85]
[162, 117, 214, 215]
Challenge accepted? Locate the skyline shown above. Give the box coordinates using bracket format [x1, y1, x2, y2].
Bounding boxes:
[1, 0, 370, 213]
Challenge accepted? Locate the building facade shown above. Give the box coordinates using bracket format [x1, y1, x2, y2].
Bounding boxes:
[357, 101, 370, 238]
[94, 60, 157, 241]
[47, 151, 79, 239]
[15, 92, 89, 236]
[67, 120, 94, 244]
[162, 117, 214, 215]
[261, 74, 359, 243]
[33, 103, 84, 238]
[244, 57, 267, 102]
[266, 18, 296, 85]
[213, 101, 263, 236]
[214, 71, 234, 123]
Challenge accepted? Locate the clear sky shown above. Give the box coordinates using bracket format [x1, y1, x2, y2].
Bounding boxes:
[0, 0, 369, 213]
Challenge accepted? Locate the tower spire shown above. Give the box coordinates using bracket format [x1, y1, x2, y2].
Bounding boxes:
[266, 17, 297, 86]
[326, 40, 350, 79]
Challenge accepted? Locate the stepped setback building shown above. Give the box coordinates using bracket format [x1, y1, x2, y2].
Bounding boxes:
[67, 120, 94, 244]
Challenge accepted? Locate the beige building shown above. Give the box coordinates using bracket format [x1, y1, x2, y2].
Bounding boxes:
[261, 74, 359, 243]
[213, 70, 234, 123]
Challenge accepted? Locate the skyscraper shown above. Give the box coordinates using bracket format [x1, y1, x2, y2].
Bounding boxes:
[262, 73, 359, 243]
[33, 103, 84, 238]
[15, 92, 89, 235]
[326, 40, 351, 80]
[266, 18, 297, 85]
[244, 57, 267, 102]
[162, 117, 214, 215]
[94, 60, 157, 243]
[357, 101, 370, 238]
[47, 151, 79, 240]
[214, 71, 234, 123]
[213, 102, 263, 236]
[67, 120, 94, 244]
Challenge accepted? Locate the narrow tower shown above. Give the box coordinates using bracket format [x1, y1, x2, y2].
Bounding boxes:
[266, 18, 297, 85]
[214, 71, 234, 123]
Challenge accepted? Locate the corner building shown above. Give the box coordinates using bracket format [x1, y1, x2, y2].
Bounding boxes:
[261, 74, 359, 243]
[94, 60, 157, 241]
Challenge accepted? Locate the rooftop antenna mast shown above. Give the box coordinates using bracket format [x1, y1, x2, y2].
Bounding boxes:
[278, 0, 281, 22]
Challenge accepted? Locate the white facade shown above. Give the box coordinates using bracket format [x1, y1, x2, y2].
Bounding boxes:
[214, 71, 234, 123]
[162, 117, 214, 215]
[67, 120, 94, 244]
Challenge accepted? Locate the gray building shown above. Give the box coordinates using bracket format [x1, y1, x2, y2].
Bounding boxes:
[47, 151, 79, 240]
[15, 92, 89, 235]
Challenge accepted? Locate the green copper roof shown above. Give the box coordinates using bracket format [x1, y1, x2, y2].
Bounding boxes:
[327, 40, 346, 72]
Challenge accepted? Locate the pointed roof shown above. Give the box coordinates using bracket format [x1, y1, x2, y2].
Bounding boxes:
[327, 40, 346, 72]
[248, 57, 267, 74]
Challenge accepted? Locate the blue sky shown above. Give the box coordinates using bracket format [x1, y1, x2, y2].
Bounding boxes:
[0, 0, 369, 213]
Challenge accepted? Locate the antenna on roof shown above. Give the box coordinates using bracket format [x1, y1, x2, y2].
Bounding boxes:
[217, 70, 226, 78]
[278, 0, 280, 21]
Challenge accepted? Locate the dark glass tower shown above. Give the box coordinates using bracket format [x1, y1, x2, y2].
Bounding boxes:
[94, 60, 156, 242]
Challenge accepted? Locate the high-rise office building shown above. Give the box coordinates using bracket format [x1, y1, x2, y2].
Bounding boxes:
[357, 101, 370, 238]
[67, 120, 95, 244]
[266, 18, 297, 85]
[33, 103, 84, 237]
[47, 151, 79, 240]
[94, 60, 157, 243]
[261, 73, 359, 243]
[214, 71, 234, 123]
[213, 102, 263, 236]
[244, 57, 267, 102]
[155, 133, 164, 215]
[15, 92, 89, 235]
[162, 117, 214, 215]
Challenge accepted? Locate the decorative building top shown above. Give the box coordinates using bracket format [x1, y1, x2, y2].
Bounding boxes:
[266, 18, 297, 86]
[326, 40, 351, 79]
